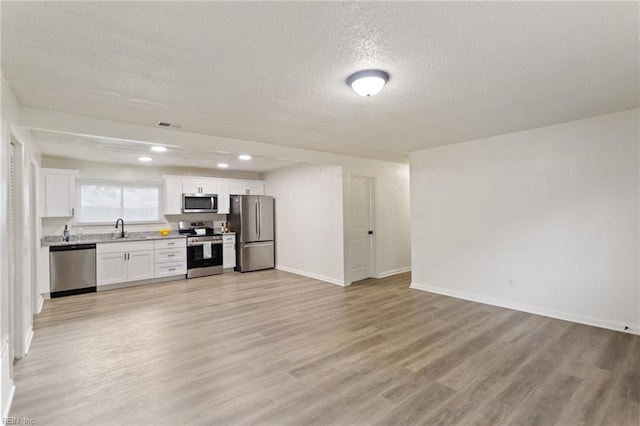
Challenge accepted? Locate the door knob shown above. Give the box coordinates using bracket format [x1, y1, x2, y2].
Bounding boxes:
[368, 230, 373, 235]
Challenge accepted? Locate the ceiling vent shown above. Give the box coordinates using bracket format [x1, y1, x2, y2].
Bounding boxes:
[156, 121, 182, 129]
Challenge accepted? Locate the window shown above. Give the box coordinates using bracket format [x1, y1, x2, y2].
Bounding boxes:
[77, 180, 161, 224]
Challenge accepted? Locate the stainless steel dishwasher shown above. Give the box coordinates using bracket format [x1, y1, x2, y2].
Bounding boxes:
[49, 244, 97, 298]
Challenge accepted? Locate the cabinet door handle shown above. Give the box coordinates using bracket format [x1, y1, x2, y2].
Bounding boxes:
[168, 242, 175, 246]
[124, 253, 126, 260]
[168, 268, 176, 272]
[168, 254, 175, 257]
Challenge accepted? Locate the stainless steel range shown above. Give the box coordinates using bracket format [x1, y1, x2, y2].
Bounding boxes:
[179, 221, 223, 278]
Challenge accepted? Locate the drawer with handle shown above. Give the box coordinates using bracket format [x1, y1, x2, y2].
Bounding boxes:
[155, 248, 186, 263]
[155, 261, 186, 278]
[154, 238, 187, 250]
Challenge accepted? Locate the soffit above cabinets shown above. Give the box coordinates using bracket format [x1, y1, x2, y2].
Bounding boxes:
[30, 130, 300, 172]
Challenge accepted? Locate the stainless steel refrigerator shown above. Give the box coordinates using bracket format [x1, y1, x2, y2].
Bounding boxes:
[229, 195, 275, 272]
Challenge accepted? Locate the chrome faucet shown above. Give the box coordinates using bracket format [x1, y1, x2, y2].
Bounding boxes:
[115, 218, 125, 238]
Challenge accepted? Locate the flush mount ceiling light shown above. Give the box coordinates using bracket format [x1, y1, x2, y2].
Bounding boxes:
[217, 163, 229, 168]
[347, 69, 389, 97]
[238, 154, 252, 160]
[151, 146, 167, 153]
[138, 156, 152, 162]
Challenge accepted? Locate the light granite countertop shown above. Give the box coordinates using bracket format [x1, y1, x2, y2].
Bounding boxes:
[42, 231, 187, 247]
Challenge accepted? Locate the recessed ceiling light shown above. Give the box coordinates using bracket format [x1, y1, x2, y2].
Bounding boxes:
[347, 69, 390, 97]
[151, 146, 167, 152]
[217, 163, 229, 168]
[138, 156, 153, 162]
[238, 154, 252, 160]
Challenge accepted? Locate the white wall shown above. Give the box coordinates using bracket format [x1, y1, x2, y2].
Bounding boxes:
[265, 159, 412, 286]
[410, 109, 640, 334]
[1, 73, 41, 417]
[265, 164, 345, 285]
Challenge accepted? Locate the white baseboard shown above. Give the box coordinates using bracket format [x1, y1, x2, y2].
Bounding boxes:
[275, 265, 346, 287]
[2, 384, 15, 419]
[410, 282, 640, 335]
[24, 326, 34, 356]
[1, 337, 15, 419]
[96, 274, 186, 292]
[376, 266, 411, 279]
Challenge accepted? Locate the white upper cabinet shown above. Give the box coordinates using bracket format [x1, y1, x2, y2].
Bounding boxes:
[182, 178, 217, 194]
[162, 176, 265, 216]
[216, 181, 230, 214]
[163, 177, 183, 215]
[40, 168, 78, 218]
[250, 181, 265, 195]
[229, 180, 265, 196]
[201, 179, 218, 194]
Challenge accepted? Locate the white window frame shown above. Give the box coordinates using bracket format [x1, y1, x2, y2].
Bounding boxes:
[76, 179, 164, 225]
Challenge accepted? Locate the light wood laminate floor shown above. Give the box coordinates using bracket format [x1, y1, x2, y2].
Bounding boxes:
[10, 270, 640, 425]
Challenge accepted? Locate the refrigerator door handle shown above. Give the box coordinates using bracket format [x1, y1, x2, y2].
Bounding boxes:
[243, 241, 272, 248]
[258, 198, 261, 239]
[255, 199, 259, 240]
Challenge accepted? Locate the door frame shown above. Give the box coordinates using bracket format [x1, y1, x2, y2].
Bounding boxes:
[7, 132, 26, 360]
[344, 174, 376, 285]
[30, 160, 39, 316]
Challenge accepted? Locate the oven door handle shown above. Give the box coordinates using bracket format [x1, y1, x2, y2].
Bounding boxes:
[188, 241, 223, 247]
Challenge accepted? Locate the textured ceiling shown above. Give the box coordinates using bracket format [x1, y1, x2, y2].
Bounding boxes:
[2, 1, 638, 163]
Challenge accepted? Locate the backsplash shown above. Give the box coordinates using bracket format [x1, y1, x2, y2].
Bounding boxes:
[42, 213, 229, 239]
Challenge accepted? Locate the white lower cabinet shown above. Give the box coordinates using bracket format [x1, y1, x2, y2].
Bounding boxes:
[97, 241, 155, 287]
[155, 261, 185, 278]
[96, 252, 128, 286]
[154, 239, 186, 277]
[127, 251, 155, 282]
[223, 234, 236, 270]
[96, 238, 187, 288]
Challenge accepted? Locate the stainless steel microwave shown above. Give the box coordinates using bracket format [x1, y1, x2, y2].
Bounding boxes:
[182, 193, 218, 213]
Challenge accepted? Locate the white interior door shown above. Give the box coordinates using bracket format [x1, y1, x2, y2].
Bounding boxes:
[350, 176, 373, 282]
